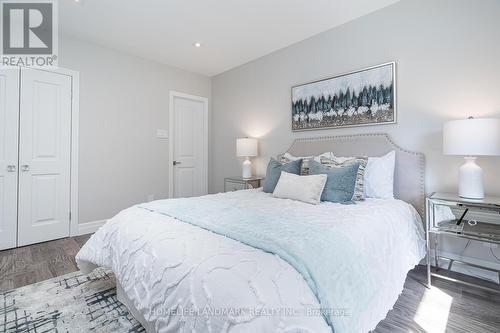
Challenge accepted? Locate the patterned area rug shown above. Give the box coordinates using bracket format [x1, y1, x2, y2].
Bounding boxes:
[0, 269, 145, 332]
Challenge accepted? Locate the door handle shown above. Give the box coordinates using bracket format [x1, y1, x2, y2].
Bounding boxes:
[173, 161, 181, 166]
[6, 165, 16, 172]
[21, 165, 30, 172]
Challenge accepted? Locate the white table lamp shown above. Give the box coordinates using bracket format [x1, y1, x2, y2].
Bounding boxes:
[236, 138, 258, 179]
[443, 117, 500, 199]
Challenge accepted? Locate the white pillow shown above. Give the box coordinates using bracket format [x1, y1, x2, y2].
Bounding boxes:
[272, 171, 327, 205]
[364, 151, 395, 198]
[328, 151, 396, 199]
[280, 152, 312, 161]
[279, 152, 318, 175]
[315, 152, 333, 162]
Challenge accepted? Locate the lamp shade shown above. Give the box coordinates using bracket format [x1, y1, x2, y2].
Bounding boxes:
[443, 118, 500, 156]
[236, 138, 258, 157]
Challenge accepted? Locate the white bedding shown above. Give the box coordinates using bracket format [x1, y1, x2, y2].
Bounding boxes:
[76, 189, 426, 333]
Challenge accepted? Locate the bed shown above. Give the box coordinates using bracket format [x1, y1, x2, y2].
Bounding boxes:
[76, 133, 427, 333]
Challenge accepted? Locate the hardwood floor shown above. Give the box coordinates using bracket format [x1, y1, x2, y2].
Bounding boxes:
[374, 266, 500, 333]
[1, 236, 500, 332]
[0, 235, 90, 292]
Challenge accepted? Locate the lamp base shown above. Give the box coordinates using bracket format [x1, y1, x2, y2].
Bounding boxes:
[242, 158, 252, 179]
[458, 156, 484, 199]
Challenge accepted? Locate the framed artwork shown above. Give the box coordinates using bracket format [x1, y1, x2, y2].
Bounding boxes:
[291, 62, 396, 131]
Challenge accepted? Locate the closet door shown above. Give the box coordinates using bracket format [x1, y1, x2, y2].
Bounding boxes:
[0, 68, 19, 250]
[18, 68, 72, 246]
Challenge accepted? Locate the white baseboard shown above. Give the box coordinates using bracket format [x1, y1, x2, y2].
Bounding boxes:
[77, 219, 107, 236]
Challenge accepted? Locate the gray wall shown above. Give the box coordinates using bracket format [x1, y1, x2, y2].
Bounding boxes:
[212, 0, 500, 194]
[59, 37, 211, 225]
[211, 0, 500, 270]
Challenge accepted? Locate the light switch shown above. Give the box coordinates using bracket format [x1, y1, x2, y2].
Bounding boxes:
[156, 129, 168, 138]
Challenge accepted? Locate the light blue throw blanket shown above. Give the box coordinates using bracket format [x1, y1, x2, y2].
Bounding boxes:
[139, 194, 373, 330]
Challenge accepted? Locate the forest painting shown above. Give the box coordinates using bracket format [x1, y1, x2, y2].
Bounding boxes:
[291, 62, 395, 131]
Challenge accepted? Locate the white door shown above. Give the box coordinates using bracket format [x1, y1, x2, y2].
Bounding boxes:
[18, 68, 72, 246]
[0, 68, 20, 250]
[170, 92, 208, 198]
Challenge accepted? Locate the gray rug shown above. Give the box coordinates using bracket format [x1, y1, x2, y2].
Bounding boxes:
[0, 268, 145, 332]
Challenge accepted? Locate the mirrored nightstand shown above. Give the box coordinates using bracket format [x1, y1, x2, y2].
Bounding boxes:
[426, 192, 500, 293]
[224, 177, 263, 192]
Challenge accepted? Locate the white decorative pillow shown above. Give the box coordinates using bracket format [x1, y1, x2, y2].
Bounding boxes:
[364, 151, 395, 199]
[327, 151, 396, 199]
[278, 152, 314, 175]
[279, 152, 332, 175]
[315, 152, 334, 161]
[272, 171, 327, 205]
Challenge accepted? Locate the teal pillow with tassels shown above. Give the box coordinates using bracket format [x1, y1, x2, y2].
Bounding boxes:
[263, 158, 302, 193]
[308, 160, 360, 203]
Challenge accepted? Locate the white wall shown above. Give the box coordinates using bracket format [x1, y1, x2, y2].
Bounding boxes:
[59, 37, 211, 227]
[211, 0, 500, 273]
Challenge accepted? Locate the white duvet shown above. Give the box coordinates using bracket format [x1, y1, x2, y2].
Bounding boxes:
[76, 189, 426, 333]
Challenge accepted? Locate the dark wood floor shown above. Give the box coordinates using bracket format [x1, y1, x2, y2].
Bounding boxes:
[1, 236, 500, 332]
[0, 235, 90, 292]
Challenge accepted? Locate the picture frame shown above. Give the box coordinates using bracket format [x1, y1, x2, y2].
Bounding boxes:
[291, 62, 396, 131]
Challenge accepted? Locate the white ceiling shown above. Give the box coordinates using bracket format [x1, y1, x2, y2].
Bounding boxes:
[60, 0, 399, 76]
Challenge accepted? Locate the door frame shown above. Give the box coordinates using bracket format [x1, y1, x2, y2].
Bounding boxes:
[21, 67, 80, 237]
[168, 91, 209, 198]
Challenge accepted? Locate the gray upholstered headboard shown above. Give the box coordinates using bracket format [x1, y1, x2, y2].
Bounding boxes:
[286, 133, 425, 218]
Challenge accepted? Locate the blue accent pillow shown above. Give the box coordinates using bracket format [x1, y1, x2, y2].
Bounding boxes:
[263, 158, 302, 193]
[308, 160, 361, 203]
